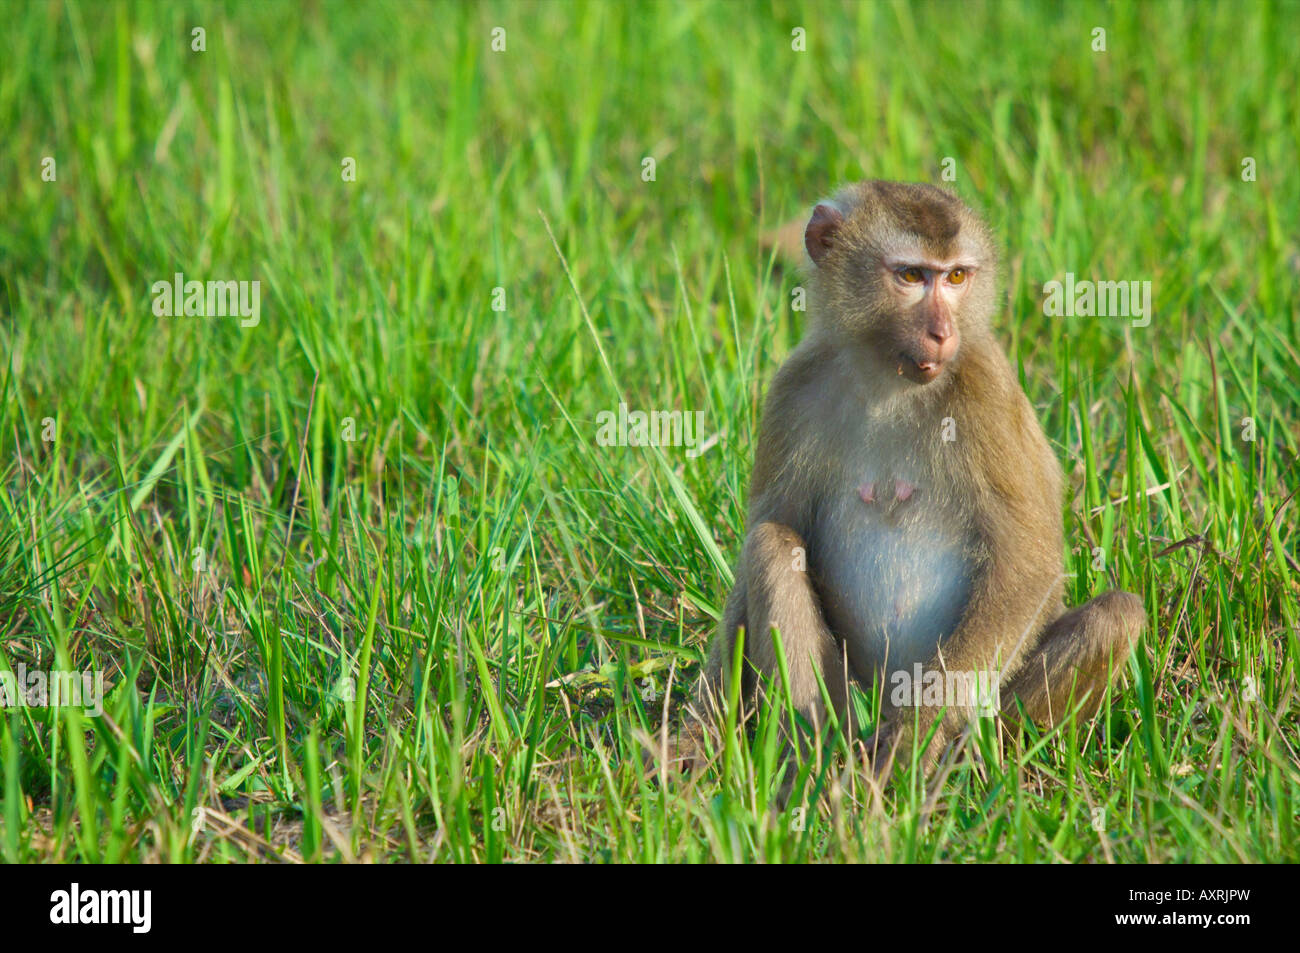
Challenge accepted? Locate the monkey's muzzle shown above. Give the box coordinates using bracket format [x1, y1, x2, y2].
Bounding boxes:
[900, 354, 945, 384]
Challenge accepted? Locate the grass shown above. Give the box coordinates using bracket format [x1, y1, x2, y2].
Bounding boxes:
[0, 0, 1296, 863]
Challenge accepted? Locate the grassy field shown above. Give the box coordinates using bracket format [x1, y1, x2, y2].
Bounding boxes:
[0, 0, 1297, 863]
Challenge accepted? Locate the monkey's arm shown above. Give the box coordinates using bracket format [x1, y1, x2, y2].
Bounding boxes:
[709, 516, 853, 726]
[701, 357, 854, 730]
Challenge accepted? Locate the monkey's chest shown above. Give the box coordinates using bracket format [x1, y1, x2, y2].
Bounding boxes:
[811, 482, 975, 675]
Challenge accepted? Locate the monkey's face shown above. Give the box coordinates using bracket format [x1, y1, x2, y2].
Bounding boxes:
[874, 258, 973, 384]
[804, 182, 997, 388]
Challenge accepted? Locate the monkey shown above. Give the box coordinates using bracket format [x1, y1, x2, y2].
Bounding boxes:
[688, 180, 1145, 776]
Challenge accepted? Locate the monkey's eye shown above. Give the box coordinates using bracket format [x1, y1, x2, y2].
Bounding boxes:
[948, 268, 967, 285]
[898, 267, 924, 284]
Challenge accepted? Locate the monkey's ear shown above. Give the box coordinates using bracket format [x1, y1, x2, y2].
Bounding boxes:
[805, 203, 844, 264]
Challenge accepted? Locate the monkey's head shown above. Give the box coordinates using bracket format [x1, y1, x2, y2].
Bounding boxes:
[803, 181, 998, 387]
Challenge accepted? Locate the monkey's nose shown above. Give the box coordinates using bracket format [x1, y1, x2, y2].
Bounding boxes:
[926, 312, 954, 345]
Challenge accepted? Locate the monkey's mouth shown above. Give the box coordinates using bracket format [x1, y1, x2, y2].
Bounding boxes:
[899, 354, 945, 384]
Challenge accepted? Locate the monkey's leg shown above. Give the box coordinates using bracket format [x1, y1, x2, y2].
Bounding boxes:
[671, 524, 852, 780]
[1000, 591, 1145, 727]
[719, 522, 852, 735]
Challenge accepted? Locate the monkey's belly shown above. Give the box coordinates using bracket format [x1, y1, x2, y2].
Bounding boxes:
[812, 511, 974, 677]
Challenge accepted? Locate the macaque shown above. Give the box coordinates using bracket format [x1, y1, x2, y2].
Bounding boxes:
[693, 180, 1145, 774]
